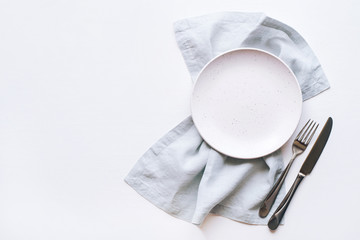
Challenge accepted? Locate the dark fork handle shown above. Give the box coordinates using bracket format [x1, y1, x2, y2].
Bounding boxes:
[268, 173, 305, 230]
[259, 158, 294, 218]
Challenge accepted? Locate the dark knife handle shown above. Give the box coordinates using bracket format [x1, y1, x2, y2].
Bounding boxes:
[268, 173, 305, 230]
[259, 160, 293, 218]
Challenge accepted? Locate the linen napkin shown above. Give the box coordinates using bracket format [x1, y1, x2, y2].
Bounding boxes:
[125, 12, 330, 225]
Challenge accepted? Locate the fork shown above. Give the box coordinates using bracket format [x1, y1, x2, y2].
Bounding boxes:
[259, 119, 319, 218]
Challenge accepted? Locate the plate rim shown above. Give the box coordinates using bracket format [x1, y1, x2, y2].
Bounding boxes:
[191, 47, 303, 159]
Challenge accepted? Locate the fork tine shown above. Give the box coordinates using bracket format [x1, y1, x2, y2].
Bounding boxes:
[302, 121, 316, 143]
[305, 123, 319, 145]
[298, 120, 314, 142]
[296, 119, 311, 140]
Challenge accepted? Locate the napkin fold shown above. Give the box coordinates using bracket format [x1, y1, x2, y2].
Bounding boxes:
[125, 12, 330, 225]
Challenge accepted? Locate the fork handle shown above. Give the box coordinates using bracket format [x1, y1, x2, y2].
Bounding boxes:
[267, 173, 305, 230]
[259, 156, 295, 218]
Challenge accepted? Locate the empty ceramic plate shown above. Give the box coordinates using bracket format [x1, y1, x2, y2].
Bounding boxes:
[191, 48, 302, 159]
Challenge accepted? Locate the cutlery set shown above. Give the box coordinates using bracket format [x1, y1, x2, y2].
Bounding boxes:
[259, 117, 333, 230]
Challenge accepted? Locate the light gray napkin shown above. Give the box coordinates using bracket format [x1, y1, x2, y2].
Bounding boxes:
[125, 12, 329, 225]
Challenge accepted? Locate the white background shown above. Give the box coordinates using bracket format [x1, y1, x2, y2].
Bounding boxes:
[0, 0, 359, 239]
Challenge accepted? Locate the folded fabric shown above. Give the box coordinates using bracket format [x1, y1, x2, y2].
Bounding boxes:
[125, 12, 330, 225]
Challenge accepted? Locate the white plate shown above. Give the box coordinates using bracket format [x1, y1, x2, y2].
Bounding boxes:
[191, 48, 302, 159]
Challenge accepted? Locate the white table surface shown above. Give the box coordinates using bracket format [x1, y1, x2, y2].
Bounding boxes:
[0, 0, 359, 239]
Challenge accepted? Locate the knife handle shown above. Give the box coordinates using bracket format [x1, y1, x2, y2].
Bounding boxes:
[268, 173, 305, 230]
[259, 157, 294, 218]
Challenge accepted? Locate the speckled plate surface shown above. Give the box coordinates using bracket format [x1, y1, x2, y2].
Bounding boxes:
[191, 48, 302, 159]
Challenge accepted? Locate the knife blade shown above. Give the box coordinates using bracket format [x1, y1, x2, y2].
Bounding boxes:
[268, 117, 333, 230]
[299, 117, 333, 175]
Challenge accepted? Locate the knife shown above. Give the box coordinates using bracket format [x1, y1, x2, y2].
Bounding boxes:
[267, 117, 333, 230]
